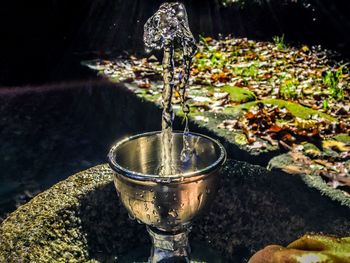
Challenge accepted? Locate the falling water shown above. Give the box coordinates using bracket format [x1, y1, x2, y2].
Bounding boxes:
[144, 2, 197, 176]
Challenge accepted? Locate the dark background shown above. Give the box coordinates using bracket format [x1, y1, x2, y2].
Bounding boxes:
[0, 0, 349, 226]
[0, 0, 350, 86]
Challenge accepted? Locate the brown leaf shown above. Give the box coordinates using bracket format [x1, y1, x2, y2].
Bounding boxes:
[336, 176, 350, 186]
[281, 132, 295, 142]
[267, 125, 282, 133]
[211, 72, 230, 83]
[245, 112, 255, 120]
[262, 73, 273, 80]
[282, 165, 311, 175]
[204, 37, 213, 42]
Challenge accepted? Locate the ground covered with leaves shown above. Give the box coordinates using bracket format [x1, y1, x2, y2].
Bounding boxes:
[84, 36, 350, 197]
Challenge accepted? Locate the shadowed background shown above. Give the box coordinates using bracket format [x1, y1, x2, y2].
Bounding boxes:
[1, 0, 350, 86]
[1, 0, 350, 219]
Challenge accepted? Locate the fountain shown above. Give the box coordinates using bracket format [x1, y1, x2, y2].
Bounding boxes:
[108, 131, 226, 262]
[143, 1, 197, 176]
[108, 2, 227, 262]
[1, 2, 350, 263]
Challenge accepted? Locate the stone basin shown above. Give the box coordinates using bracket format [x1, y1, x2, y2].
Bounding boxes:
[1, 160, 349, 262]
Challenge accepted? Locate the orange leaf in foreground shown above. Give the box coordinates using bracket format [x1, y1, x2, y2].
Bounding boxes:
[267, 125, 282, 133]
[245, 112, 255, 120]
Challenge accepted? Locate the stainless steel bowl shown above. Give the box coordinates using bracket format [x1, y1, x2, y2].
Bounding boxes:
[108, 131, 226, 232]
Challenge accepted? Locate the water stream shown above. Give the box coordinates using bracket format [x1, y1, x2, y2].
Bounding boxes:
[144, 2, 197, 176]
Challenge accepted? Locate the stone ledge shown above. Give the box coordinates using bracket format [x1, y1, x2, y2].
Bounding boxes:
[1, 161, 349, 262]
[0, 165, 146, 262]
[268, 153, 350, 208]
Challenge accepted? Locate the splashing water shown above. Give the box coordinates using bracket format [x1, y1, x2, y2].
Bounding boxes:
[144, 2, 197, 176]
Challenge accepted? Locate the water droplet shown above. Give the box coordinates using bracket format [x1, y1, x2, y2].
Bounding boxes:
[144, 203, 149, 211]
[168, 209, 178, 218]
[206, 188, 211, 194]
[197, 193, 203, 210]
[128, 213, 135, 221]
[147, 214, 151, 221]
[180, 203, 185, 208]
[128, 198, 136, 215]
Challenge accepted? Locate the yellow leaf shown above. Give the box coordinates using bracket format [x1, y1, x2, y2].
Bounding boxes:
[323, 140, 350, 152]
[301, 45, 309, 52]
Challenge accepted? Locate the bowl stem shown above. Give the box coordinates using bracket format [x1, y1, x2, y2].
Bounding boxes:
[147, 226, 191, 263]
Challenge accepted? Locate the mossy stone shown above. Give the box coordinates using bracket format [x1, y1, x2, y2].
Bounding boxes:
[333, 133, 350, 145]
[222, 85, 256, 103]
[224, 99, 336, 121]
[302, 143, 322, 158]
[1, 161, 349, 262]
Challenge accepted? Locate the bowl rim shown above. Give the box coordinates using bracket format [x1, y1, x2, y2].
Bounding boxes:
[108, 131, 226, 182]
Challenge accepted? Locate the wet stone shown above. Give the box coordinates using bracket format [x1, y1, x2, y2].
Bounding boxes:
[0, 161, 349, 262]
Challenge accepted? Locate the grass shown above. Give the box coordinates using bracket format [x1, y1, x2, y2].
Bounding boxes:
[322, 65, 347, 101]
[273, 34, 287, 50]
[279, 79, 300, 100]
[323, 98, 329, 110]
[199, 35, 210, 51]
[242, 62, 259, 78]
[232, 62, 259, 79]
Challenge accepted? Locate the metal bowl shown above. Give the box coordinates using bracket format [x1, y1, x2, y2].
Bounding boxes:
[108, 131, 226, 232]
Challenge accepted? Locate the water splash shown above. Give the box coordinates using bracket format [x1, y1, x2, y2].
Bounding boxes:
[144, 2, 196, 52]
[144, 2, 197, 175]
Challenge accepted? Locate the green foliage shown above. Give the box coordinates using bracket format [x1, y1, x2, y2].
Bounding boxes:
[197, 36, 229, 70]
[222, 85, 256, 103]
[232, 62, 259, 79]
[279, 79, 299, 100]
[199, 35, 210, 51]
[226, 99, 336, 121]
[243, 62, 259, 78]
[322, 66, 347, 101]
[273, 34, 287, 50]
[323, 99, 329, 110]
[210, 52, 226, 67]
[333, 133, 350, 145]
